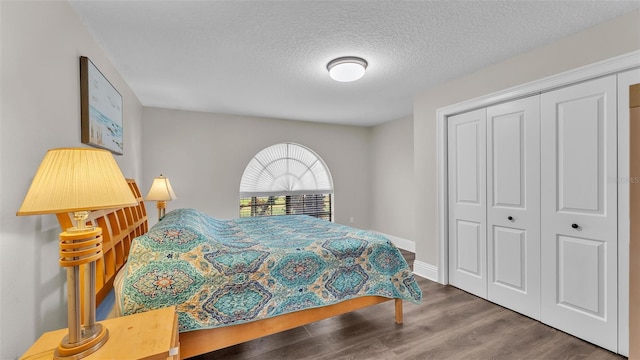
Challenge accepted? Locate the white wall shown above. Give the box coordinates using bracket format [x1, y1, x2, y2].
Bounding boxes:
[0, 2, 143, 358]
[370, 116, 414, 244]
[413, 10, 640, 266]
[142, 107, 372, 229]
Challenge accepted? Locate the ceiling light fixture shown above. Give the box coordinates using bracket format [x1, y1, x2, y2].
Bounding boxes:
[327, 56, 368, 82]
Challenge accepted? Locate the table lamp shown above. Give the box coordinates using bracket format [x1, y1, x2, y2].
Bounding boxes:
[145, 174, 176, 221]
[17, 148, 137, 359]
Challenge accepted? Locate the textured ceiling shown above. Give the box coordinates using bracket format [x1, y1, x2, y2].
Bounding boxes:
[69, 1, 640, 126]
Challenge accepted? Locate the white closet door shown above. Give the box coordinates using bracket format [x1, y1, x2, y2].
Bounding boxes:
[448, 108, 487, 298]
[540, 75, 618, 351]
[486, 96, 541, 320]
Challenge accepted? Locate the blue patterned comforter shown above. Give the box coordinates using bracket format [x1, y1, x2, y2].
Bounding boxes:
[118, 208, 421, 332]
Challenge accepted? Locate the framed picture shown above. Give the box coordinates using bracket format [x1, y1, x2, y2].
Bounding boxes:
[80, 56, 123, 155]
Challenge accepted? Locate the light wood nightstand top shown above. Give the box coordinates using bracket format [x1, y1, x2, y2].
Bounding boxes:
[21, 306, 178, 360]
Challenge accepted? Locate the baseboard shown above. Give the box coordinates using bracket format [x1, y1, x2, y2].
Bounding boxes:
[371, 231, 415, 252]
[413, 260, 438, 282]
[368, 231, 436, 281]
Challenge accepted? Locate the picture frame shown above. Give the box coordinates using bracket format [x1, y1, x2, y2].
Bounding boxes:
[80, 56, 123, 155]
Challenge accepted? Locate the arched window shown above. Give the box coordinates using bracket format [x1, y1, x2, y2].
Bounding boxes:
[239, 143, 334, 221]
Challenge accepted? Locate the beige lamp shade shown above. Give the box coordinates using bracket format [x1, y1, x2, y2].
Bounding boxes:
[17, 148, 137, 215]
[146, 175, 177, 201]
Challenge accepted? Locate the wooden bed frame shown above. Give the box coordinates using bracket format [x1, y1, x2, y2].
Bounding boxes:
[56, 179, 403, 359]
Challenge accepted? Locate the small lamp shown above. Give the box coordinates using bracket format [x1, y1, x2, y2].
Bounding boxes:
[145, 174, 176, 221]
[17, 148, 137, 359]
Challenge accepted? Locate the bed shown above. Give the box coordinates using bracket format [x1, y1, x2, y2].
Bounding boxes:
[58, 180, 421, 359]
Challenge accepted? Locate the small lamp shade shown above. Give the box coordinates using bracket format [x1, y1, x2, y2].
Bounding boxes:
[17, 148, 136, 215]
[146, 175, 176, 221]
[145, 175, 177, 201]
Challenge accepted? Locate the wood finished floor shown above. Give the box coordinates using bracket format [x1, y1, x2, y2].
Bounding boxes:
[189, 250, 622, 360]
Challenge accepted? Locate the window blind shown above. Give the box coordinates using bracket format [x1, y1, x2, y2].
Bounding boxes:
[239, 143, 334, 221]
[239, 143, 333, 197]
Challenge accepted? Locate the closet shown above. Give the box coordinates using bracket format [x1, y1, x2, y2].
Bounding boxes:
[447, 70, 638, 353]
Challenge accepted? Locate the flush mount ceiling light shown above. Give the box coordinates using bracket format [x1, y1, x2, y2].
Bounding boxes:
[327, 56, 368, 82]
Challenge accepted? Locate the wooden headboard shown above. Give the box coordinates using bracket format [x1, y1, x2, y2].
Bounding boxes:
[55, 179, 148, 306]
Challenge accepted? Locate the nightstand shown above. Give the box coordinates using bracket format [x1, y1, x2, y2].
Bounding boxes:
[21, 306, 179, 360]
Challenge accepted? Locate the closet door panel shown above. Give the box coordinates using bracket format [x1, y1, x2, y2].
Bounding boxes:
[541, 75, 617, 352]
[492, 226, 525, 289]
[487, 96, 541, 319]
[448, 108, 487, 298]
[456, 220, 482, 276]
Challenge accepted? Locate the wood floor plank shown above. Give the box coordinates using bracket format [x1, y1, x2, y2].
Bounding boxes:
[189, 250, 623, 360]
[204, 325, 311, 359]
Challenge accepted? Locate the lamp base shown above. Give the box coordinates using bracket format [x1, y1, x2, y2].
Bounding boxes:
[54, 324, 108, 360]
[156, 200, 167, 221]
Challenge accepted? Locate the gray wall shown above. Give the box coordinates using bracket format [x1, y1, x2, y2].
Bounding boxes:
[0, 2, 144, 358]
[142, 109, 415, 242]
[141, 107, 374, 229]
[413, 10, 640, 267]
[370, 116, 414, 242]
